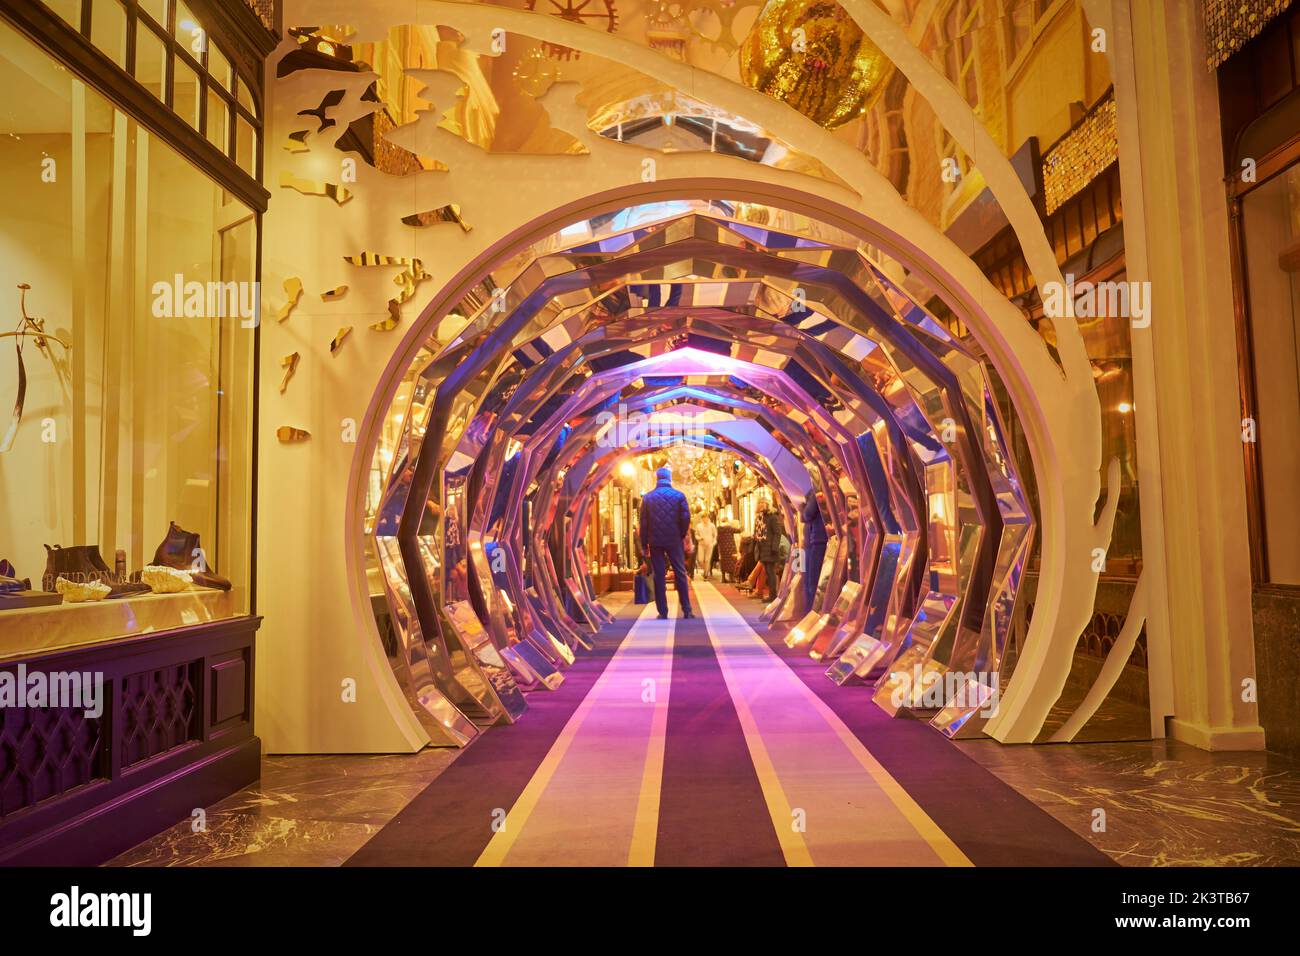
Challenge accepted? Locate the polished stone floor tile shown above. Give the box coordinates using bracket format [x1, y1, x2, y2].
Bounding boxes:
[957, 737, 1300, 865]
[108, 748, 460, 867]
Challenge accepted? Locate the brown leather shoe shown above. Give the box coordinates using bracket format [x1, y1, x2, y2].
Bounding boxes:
[42, 544, 152, 599]
[151, 521, 232, 591]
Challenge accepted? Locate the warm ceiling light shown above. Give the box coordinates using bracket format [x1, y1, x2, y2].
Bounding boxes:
[1117, 402, 1133, 414]
[619, 461, 636, 477]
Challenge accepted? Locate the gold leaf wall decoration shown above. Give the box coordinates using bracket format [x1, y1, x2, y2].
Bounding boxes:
[370, 300, 401, 333]
[276, 277, 304, 322]
[280, 170, 353, 204]
[738, 0, 893, 131]
[321, 285, 349, 301]
[298, 89, 346, 132]
[280, 351, 301, 393]
[402, 203, 472, 232]
[284, 129, 311, 153]
[343, 253, 431, 332]
[330, 326, 353, 354]
[276, 425, 311, 443]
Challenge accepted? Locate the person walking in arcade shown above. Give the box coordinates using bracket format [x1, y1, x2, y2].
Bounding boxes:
[639, 466, 695, 620]
[802, 490, 828, 613]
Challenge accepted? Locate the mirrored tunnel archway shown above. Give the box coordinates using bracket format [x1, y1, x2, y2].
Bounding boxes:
[358, 190, 1049, 749]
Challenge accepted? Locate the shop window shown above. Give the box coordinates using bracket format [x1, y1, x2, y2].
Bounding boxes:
[137, 0, 169, 28]
[235, 114, 257, 178]
[1004, 0, 1048, 65]
[207, 41, 233, 92]
[90, 0, 127, 69]
[46, 0, 83, 29]
[33, 3, 261, 178]
[0, 18, 255, 640]
[174, 1, 206, 58]
[930, 0, 982, 198]
[207, 86, 229, 152]
[1240, 164, 1300, 584]
[236, 76, 256, 116]
[172, 53, 200, 130]
[941, 0, 981, 107]
[134, 20, 167, 101]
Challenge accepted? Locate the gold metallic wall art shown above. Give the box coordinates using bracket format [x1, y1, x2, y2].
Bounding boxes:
[1041, 91, 1118, 215]
[1204, 0, 1292, 68]
[525, 0, 620, 60]
[402, 204, 471, 231]
[276, 425, 311, 443]
[343, 253, 431, 331]
[690, 0, 764, 55]
[276, 278, 304, 322]
[279, 352, 301, 394]
[279, 171, 353, 205]
[739, 0, 894, 130]
[330, 327, 353, 354]
[298, 89, 347, 132]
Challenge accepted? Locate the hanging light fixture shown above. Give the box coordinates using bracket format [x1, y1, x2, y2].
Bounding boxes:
[738, 0, 894, 130]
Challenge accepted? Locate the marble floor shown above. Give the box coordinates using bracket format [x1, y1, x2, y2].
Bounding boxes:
[108, 584, 1300, 867]
[112, 723, 1300, 868]
[958, 737, 1300, 865]
[108, 748, 461, 867]
[110, 718, 1300, 868]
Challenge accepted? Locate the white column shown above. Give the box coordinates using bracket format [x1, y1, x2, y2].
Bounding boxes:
[1097, 0, 1264, 749]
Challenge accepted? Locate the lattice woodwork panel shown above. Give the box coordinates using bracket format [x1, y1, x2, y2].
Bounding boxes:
[0, 702, 105, 818]
[1022, 599, 1148, 667]
[120, 663, 201, 768]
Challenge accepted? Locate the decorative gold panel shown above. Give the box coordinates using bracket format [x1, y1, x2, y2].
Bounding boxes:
[1041, 91, 1117, 215]
[1204, 0, 1292, 68]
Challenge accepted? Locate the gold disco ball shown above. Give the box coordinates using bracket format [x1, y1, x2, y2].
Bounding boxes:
[739, 0, 894, 130]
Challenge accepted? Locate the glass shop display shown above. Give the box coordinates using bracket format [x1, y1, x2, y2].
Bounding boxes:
[2, 284, 71, 454]
[42, 544, 152, 600]
[0, 557, 60, 609]
[146, 522, 233, 591]
[0, 19, 255, 645]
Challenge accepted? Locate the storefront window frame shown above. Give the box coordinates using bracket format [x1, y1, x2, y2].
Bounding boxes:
[1227, 129, 1300, 589]
[1, 0, 270, 214]
[0, 0, 271, 616]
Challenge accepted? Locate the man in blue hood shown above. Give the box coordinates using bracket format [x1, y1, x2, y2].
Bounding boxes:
[638, 466, 694, 619]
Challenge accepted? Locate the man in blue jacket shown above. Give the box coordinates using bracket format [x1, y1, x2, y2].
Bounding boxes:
[639, 466, 694, 619]
[802, 491, 828, 613]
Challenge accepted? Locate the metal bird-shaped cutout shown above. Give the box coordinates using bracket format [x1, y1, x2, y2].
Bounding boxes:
[297, 89, 346, 132]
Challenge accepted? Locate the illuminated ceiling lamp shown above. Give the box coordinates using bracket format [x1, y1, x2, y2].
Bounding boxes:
[738, 0, 894, 130]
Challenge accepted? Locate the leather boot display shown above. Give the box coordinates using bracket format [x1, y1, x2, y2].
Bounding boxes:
[150, 521, 232, 591]
[0, 556, 61, 608]
[42, 544, 152, 599]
